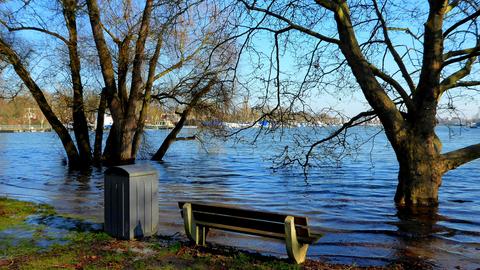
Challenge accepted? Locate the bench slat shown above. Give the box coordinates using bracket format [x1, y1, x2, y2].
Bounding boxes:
[191, 210, 310, 237]
[196, 221, 285, 240]
[195, 221, 318, 244]
[178, 202, 308, 226]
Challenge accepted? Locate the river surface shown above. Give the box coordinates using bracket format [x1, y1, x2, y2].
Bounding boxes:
[0, 126, 479, 269]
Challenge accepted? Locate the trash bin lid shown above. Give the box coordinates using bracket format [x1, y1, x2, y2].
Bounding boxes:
[105, 164, 157, 177]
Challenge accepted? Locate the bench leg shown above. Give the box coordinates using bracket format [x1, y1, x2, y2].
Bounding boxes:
[182, 203, 208, 246]
[196, 225, 208, 246]
[284, 216, 309, 264]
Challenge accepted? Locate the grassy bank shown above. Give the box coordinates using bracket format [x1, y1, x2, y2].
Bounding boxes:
[0, 197, 400, 270]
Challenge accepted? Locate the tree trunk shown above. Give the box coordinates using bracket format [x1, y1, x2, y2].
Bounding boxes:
[395, 157, 443, 207]
[85, 0, 123, 124]
[151, 111, 188, 161]
[328, 0, 453, 210]
[393, 132, 445, 207]
[151, 78, 216, 161]
[0, 38, 81, 166]
[93, 0, 153, 165]
[118, 0, 154, 163]
[63, 0, 92, 165]
[93, 87, 107, 165]
[117, 37, 131, 111]
[131, 32, 164, 158]
[102, 123, 129, 165]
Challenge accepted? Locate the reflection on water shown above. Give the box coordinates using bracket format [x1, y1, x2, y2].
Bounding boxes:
[0, 127, 479, 268]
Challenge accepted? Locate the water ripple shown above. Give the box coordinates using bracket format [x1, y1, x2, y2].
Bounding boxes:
[0, 127, 479, 269]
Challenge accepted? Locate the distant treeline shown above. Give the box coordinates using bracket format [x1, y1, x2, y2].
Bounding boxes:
[0, 93, 97, 125]
[0, 93, 342, 127]
[0, 96, 44, 125]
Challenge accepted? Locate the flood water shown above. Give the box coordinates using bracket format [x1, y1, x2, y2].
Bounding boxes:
[0, 126, 479, 269]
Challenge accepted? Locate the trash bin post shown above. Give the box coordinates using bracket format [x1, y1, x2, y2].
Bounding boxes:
[104, 164, 158, 240]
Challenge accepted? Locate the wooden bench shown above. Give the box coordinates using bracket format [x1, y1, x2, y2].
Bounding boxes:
[178, 202, 321, 264]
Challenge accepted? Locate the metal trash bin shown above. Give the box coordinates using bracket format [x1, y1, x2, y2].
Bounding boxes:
[104, 164, 158, 239]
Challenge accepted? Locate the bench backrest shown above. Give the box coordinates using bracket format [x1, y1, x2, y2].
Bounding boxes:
[178, 202, 311, 240]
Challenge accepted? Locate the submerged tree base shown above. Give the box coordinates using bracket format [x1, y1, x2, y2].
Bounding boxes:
[0, 197, 411, 270]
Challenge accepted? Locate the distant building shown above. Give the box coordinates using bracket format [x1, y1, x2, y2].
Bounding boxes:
[94, 112, 114, 129]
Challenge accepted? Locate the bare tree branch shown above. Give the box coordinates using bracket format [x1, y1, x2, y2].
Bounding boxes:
[443, 45, 480, 60]
[238, 0, 340, 44]
[443, 143, 480, 171]
[0, 19, 69, 44]
[442, 50, 480, 67]
[369, 64, 414, 112]
[301, 110, 378, 169]
[444, 8, 480, 38]
[153, 36, 208, 81]
[387, 27, 422, 42]
[442, 80, 480, 91]
[441, 57, 477, 92]
[373, 0, 416, 93]
[101, 22, 122, 45]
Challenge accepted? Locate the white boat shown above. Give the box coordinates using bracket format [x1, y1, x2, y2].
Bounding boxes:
[145, 121, 175, 129]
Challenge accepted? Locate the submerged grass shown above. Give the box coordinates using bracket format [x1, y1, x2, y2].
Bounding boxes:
[0, 197, 399, 270]
[0, 198, 53, 231]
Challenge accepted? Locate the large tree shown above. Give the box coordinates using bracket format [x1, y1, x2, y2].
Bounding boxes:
[0, 0, 92, 167]
[85, 0, 156, 164]
[233, 0, 480, 208]
[85, 0, 227, 164]
[150, 13, 238, 161]
[0, 0, 228, 166]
